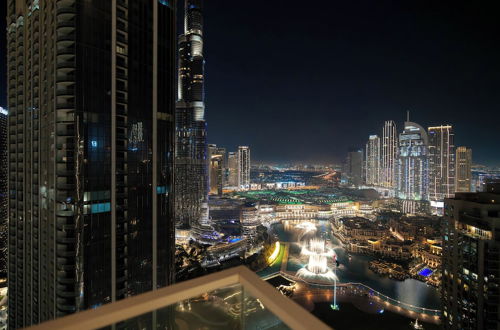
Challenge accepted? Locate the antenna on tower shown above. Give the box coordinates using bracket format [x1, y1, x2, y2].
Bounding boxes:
[406, 110, 410, 122]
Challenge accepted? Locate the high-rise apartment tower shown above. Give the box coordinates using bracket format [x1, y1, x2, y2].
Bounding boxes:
[442, 180, 500, 329]
[238, 146, 251, 190]
[345, 148, 363, 187]
[428, 125, 455, 215]
[455, 146, 472, 193]
[6, 1, 177, 327]
[365, 135, 381, 185]
[0, 107, 7, 278]
[381, 120, 398, 188]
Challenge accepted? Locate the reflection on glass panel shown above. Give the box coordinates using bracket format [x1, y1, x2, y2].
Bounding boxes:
[99, 284, 291, 330]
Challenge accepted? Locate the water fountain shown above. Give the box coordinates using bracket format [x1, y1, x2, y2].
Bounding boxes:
[296, 238, 338, 282]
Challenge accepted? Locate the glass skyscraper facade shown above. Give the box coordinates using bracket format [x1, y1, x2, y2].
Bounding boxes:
[345, 148, 363, 187]
[238, 146, 251, 190]
[396, 121, 430, 213]
[227, 151, 238, 187]
[6, 0, 176, 327]
[174, 0, 208, 229]
[381, 120, 398, 188]
[456, 146, 472, 192]
[428, 125, 455, 215]
[365, 135, 380, 186]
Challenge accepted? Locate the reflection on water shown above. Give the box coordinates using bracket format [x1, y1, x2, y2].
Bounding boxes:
[271, 220, 441, 310]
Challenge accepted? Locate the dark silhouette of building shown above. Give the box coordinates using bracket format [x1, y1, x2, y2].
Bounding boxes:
[0, 107, 7, 279]
[6, 1, 176, 327]
[346, 148, 363, 187]
[442, 179, 500, 329]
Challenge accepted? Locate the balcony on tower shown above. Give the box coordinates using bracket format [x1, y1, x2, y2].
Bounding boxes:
[27, 266, 329, 330]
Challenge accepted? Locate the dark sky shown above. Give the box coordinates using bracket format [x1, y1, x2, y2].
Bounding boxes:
[203, 0, 500, 165]
[1, 1, 499, 165]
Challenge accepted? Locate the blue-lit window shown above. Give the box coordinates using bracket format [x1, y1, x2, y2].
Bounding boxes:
[159, 0, 169, 6]
[91, 140, 98, 148]
[156, 186, 167, 194]
[91, 202, 111, 214]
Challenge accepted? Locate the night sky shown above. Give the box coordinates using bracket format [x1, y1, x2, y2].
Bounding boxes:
[1, 1, 500, 165]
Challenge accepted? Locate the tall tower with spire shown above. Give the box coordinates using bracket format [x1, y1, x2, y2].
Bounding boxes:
[175, 0, 218, 242]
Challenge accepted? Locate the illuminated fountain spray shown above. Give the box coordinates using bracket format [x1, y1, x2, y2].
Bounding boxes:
[294, 221, 317, 242]
[296, 238, 338, 282]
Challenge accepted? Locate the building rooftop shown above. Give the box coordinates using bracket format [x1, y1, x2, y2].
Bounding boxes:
[234, 189, 352, 205]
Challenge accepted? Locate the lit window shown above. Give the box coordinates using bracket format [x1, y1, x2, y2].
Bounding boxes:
[91, 202, 111, 214]
[116, 45, 126, 55]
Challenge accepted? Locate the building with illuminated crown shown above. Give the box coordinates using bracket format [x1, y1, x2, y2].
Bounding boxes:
[396, 120, 430, 214]
[6, 0, 177, 327]
[175, 0, 210, 229]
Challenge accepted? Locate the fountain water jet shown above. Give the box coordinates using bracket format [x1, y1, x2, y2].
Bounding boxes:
[296, 238, 338, 282]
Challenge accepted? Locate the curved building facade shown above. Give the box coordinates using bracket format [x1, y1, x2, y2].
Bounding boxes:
[396, 121, 430, 214]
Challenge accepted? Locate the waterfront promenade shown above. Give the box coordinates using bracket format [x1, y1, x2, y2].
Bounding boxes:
[262, 271, 441, 325]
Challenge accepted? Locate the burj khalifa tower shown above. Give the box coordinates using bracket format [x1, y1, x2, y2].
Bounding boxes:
[175, 0, 218, 243]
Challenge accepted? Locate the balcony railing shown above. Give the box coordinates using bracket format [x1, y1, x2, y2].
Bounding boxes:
[27, 266, 330, 330]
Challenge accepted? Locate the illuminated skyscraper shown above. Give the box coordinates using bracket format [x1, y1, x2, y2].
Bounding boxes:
[396, 120, 430, 213]
[6, 1, 177, 327]
[208, 144, 226, 191]
[238, 146, 251, 190]
[428, 125, 455, 215]
[240, 202, 260, 247]
[175, 0, 208, 229]
[365, 135, 381, 185]
[209, 153, 224, 195]
[456, 146, 472, 192]
[207, 144, 217, 161]
[228, 151, 238, 187]
[442, 180, 500, 329]
[381, 120, 398, 188]
[217, 146, 227, 179]
[0, 107, 7, 278]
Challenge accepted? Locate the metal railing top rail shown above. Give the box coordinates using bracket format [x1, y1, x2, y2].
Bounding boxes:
[27, 266, 331, 330]
[275, 272, 441, 315]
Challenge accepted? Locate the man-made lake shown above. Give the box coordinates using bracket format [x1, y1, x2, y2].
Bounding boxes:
[269, 220, 441, 310]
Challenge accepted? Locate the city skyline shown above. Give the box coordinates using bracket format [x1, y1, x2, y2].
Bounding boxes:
[1, 2, 500, 165]
[1, 1, 500, 329]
